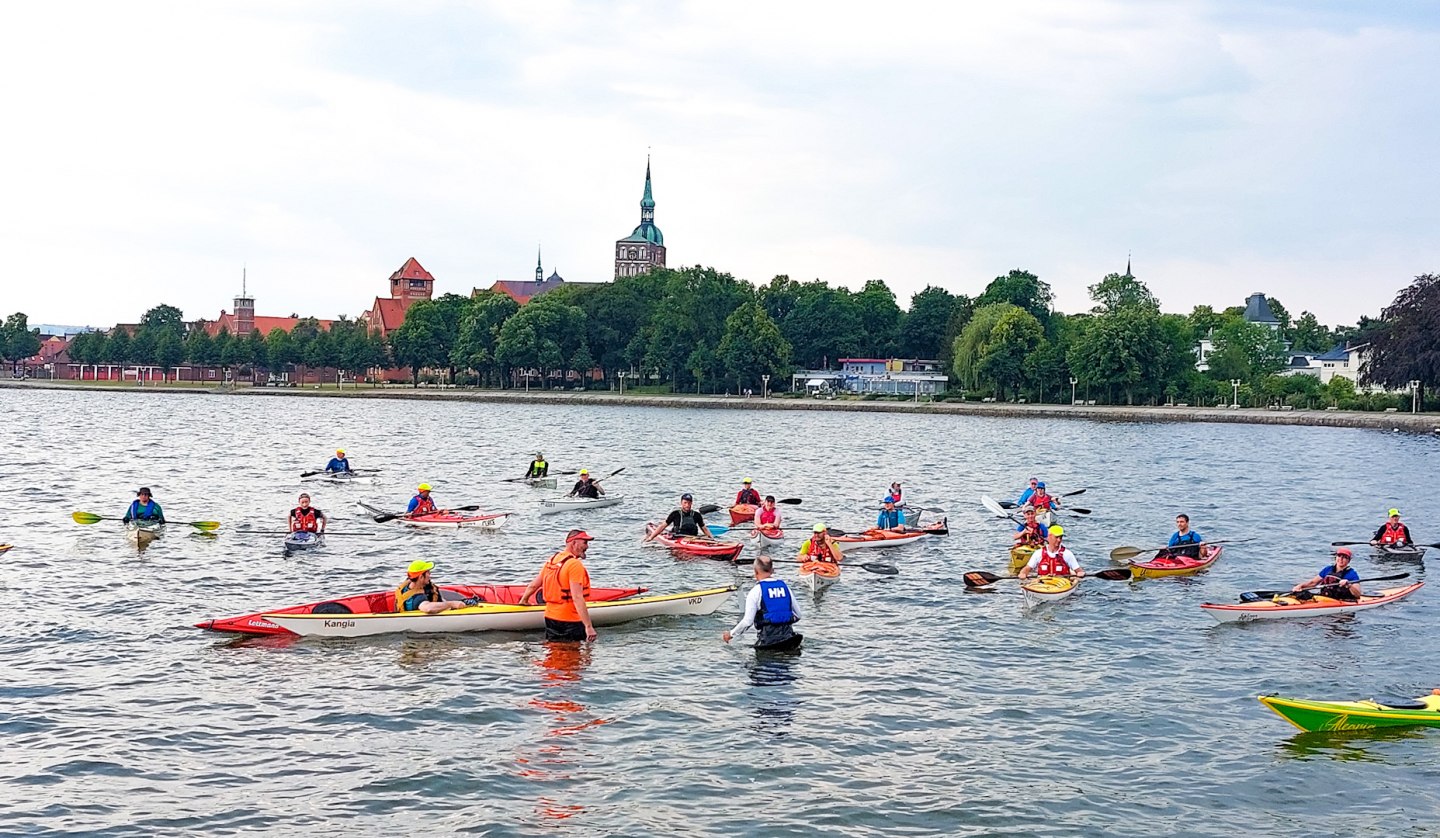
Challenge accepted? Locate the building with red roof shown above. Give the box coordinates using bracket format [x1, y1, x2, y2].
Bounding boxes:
[363, 257, 435, 337]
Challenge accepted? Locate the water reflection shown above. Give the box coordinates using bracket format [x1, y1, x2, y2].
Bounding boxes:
[516, 641, 609, 822]
[744, 643, 803, 738]
[1276, 726, 1431, 762]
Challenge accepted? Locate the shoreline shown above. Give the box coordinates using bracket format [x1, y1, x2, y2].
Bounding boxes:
[4, 378, 1437, 433]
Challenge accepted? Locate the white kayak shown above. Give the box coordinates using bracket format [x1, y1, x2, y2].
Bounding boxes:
[284, 531, 325, 552]
[263, 585, 737, 638]
[125, 520, 164, 545]
[304, 472, 376, 485]
[537, 495, 624, 515]
[1021, 575, 1079, 607]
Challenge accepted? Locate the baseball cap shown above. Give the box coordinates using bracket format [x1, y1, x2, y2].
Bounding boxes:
[813, 522, 827, 532]
[579, 469, 589, 476]
[407, 560, 434, 576]
[1388, 508, 1400, 517]
[681, 493, 693, 501]
[1036, 482, 1047, 489]
[136, 487, 152, 496]
[743, 478, 753, 484]
[1335, 547, 1353, 559]
[1048, 525, 1064, 536]
[566, 529, 595, 542]
[418, 483, 432, 491]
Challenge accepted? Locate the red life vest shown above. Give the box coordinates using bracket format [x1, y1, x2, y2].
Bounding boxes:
[736, 488, 761, 505]
[411, 495, 437, 515]
[1017, 521, 1045, 546]
[1031, 492, 1055, 510]
[1034, 546, 1072, 576]
[1380, 522, 1407, 544]
[291, 507, 321, 532]
[801, 538, 837, 563]
[758, 506, 778, 525]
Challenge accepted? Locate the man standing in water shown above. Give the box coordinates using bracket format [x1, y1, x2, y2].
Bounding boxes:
[521, 529, 598, 642]
[724, 556, 802, 650]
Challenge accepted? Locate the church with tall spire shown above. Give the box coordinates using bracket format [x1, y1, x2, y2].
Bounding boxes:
[614, 156, 667, 278]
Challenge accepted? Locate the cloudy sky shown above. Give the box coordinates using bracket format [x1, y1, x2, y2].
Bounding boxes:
[2, 0, 1436, 328]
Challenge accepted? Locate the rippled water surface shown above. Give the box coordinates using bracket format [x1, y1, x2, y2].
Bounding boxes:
[2, 389, 1439, 837]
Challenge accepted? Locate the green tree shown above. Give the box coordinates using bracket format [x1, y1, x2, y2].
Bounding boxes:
[718, 301, 793, 392]
[495, 320, 540, 387]
[854, 279, 902, 357]
[1066, 308, 1165, 404]
[105, 329, 132, 366]
[1188, 305, 1223, 337]
[211, 328, 234, 381]
[951, 303, 1016, 391]
[1088, 272, 1159, 313]
[129, 328, 157, 368]
[1290, 311, 1331, 353]
[898, 286, 957, 360]
[1205, 320, 1288, 382]
[975, 269, 1052, 325]
[140, 304, 186, 338]
[266, 328, 295, 376]
[390, 301, 450, 386]
[154, 332, 184, 381]
[451, 293, 520, 386]
[184, 328, 215, 367]
[779, 282, 865, 370]
[977, 306, 1045, 400]
[1, 313, 41, 362]
[246, 328, 268, 379]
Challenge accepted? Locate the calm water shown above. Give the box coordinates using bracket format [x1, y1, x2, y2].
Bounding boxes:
[1, 388, 1438, 837]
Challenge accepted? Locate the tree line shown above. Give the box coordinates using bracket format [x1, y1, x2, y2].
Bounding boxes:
[3, 267, 1436, 410]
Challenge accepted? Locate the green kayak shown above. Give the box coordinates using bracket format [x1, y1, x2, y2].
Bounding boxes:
[1258, 692, 1440, 733]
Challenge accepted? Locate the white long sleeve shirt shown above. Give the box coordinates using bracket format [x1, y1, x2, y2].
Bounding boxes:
[729, 581, 801, 640]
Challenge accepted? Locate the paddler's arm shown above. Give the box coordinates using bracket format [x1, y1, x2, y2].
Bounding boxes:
[518, 570, 544, 606]
[723, 585, 763, 643]
[1292, 575, 1322, 592]
[571, 578, 596, 641]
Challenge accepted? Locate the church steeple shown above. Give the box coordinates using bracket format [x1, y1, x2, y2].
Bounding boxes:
[640, 156, 655, 221]
[613, 153, 667, 278]
[536, 244, 543, 283]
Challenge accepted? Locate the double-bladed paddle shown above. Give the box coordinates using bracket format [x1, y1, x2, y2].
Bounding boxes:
[995, 488, 1088, 509]
[769, 558, 899, 575]
[372, 504, 487, 524]
[1238, 572, 1411, 602]
[963, 568, 1130, 588]
[1331, 540, 1440, 549]
[71, 511, 220, 531]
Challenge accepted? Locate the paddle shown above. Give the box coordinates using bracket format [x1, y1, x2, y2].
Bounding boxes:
[771, 558, 898, 575]
[1109, 538, 1250, 562]
[1332, 540, 1440, 549]
[238, 530, 366, 536]
[981, 496, 1018, 520]
[1240, 572, 1412, 602]
[71, 511, 221, 531]
[372, 504, 486, 524]
[963, 568, 1128, 588]
[645, 504, 723, 542]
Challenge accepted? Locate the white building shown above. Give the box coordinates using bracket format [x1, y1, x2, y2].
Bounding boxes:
[1196, 292, 1282, 372]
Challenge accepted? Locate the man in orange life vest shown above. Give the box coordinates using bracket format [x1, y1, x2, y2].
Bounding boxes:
[798, 522, 844, 564]
[520, 529, 598, 642]
[288, 493, 327, 534]
[1371, 509, 1414, 548]
[1018, 525, 1085, 579]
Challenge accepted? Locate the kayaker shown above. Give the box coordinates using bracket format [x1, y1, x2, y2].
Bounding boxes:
[754, 496, 783, 531]
[876, 497, 905, 531]
[1027, 482, 1060, 513]
[122, 487, 165, 524]
[723, 556, 802, 649]
[325, 449, 351, 473]
[1017, 477, 1039, 507]
[1293, 547, 1361, 601]
[525, 453, 548, 479]
[888, 482, 905, 509]
[735, 478, 762, 506]
[798, 522, 843, 564]
[1012, 507, 1045, 546]
[1018, 526, 1084, 579]
[1371, 509, 1413, 547]
[519, 529, 598, 642]
[645, 493, 707, 541]
[407, 483, 437, 517]
[1159, 513, 1204, 560]
[395, 560, 473, 613]
[288, 493, 326, 533]
[568, 469, 605, 499]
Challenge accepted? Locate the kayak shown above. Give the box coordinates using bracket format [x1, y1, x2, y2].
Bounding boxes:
[1021, 575, 1078, 607]
[358, 502, 511, 530]
[1374, 544, 1427, 560]
[729, 503, 758, 525]
[799, 560, 840, 598]
[0, 544, 11, 555]
[835, 519, 948, 550]
[1200, 582, 1425, 623]
[1009, 544, 1038, 573]
[260, 586, 737, 638]
[304, 472, 375, 485]
[537, 495, 624, 515]
[523, 477, 557, 489]
[197, 583, 650, 635]
[283, 531, 324, 552]
[1129, 545, 1225, 580]
[1258, 692, 1440, 733]
[753, 526, 784, 548]
[648, 525, 747, 562]
[125, 520, 164, 545]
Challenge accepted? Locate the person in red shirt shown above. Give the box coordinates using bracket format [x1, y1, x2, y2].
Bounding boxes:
[521, 529, 598, 642]
[735, 478, 762, 506]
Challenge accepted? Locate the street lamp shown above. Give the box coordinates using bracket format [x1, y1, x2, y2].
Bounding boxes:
[1411, 380, 1421, 414]
[1230, 379, 1241, 408]
[761, 374, 770, 400]
[1069, 377, 1077, 405]
[619, 370, 627, 396]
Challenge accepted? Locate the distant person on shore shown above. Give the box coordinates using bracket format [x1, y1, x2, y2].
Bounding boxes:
[723, 556, 802, 649]
[1293, 548, 1361, 601]
[798, 523, 843, 564]
[876, 497, 905, 531]
[407, 484, 437, 516]
[325, 450, 351, 473]
[1017, 477, 1039, 507]
[1371, 509, 1413, 548]
[289, 493, 326, 533]
[520, 529, 598, 642]
[395, 560, 474, 613]
[122, 487, 165, 524]
[525, 453, 548, 479]
[1019, 526, 1083, 579]
[1159, 514, 1204, 560]
[568, 469, 604, 499]
[735, 478, 762, 506]
[1013, 507, 1045, 547]
[646, 493, 706, 541]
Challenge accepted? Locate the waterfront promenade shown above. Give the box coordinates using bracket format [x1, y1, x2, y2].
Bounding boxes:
[5, 378, 1436, 433]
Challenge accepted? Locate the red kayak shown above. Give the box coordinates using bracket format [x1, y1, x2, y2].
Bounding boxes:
[648, 523, 746, 562]
[729, 503, 758, 525]
[835, 518, 949, 549]
[197, 583, 648, 636]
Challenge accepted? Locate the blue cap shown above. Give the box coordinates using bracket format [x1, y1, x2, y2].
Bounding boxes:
[681, 493, 693, 501]
[883, 496, 896, 504]
[1036, 482, 1046, 489]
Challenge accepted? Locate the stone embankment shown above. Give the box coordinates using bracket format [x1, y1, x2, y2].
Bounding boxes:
[4, 379, 1437, 433]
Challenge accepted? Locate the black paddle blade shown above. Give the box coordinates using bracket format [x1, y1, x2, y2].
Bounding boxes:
[1094, 568, 1132, 581]
[825, 528, 849, 537]
[860, 562, 899, 575]
[698, 504, 720, 515]
[999, 500, 1018, 509]
[964, 571, 1004, 588]
[1068, 507, 1092, 515]
[778, 498, 802, 505]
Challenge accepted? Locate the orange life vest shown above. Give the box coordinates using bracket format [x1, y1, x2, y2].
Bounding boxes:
[291, 507, 321, 532]
[800, 537, 837, 563]
[1031, 492, 1055, 510]
[541, 551, 590, 621]
[411, 495, 437, 515]
[394, 579, 440, 612]
[1380, 522, 1407, 544]
[1016, 521, 1045, 546]
[1034, 545, 1072, 576]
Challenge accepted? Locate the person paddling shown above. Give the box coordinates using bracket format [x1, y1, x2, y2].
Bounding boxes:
[646, 493, 707, 542]
[395, 560, 472, 613]
[122, 487, 165, 524]
[1019, 525, 1084, 580]
[525, 453, 548, 479]
[289, 493, 326, 534]
[753, 495, 783, 535]
[1026, 482, 1060, 524]
[1013, 507, 1045, 547]
[1293, 547, 1361, 601]
[406, 483, 437, 517]
[876, 496, 905, 531]
[1017, 477, 1040, 507]
[798, 522, 843, 564]
[1371, 509, 1413, 548]
[568, 469, 605, 499]
[520, 529, 598, 642]
[1159, 513, 1204, 560]
[325, 449, 351, 474]
[735, 478, 762, 506]
[723, 556, 802, 649]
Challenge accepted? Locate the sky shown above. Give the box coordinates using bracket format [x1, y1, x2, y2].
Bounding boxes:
[2, 0, 1437, 329]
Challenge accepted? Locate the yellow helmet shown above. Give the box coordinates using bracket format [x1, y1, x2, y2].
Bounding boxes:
[407, 560, 434, 576]
[743, 478, 753, 484]
[813, 522, 827, 533]
[579, 469, 589, 476]
[418, 483, 432, 492]
[1048, 525, 1065, 537]
[336, 449, 345, 455]
[1388, 508, 1400, 517]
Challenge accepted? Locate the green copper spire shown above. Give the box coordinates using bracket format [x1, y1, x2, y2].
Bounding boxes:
[641, 155, 655, 211]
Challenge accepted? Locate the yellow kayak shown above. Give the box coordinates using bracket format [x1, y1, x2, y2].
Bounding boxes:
[1021, 575, 1078, 607]
[1009, 544, 1037, 573]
